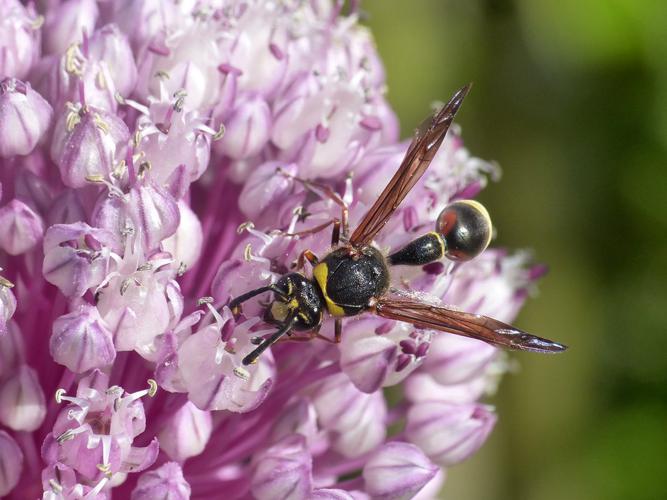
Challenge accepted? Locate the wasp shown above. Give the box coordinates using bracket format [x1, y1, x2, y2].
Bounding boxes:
[231, 84, 567, 366]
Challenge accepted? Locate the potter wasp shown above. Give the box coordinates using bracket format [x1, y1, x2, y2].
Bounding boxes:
[231, 84, 567, 365]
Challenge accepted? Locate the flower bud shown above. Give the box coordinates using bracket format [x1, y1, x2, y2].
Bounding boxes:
[15, 168, 53, 214]
[0, 79, 53, 158]
[43, 222, 121, 297]
[110, 1, 178, 48]
[413, 469, 446, 500]
[215, 95, 271, 160]
[225, 7, 288, 97]
[251, 435, 312, 500]
[311, 373, 386, 457]
[43, 0, 99, 55]
[128, 179, 180, 251]
[89, 24, 137, 96]
[50, 103, 129, 188]
[406, 401, 496, 466]
[0, 430, 23, 496]
[422, 335, 497, 386]
[136, 21, 222, 111]
[158, 401, 212, 462]
[339, 319, 399, 393]
[0, 285, 17, 337]
[162, 201, 203, 269]
[131, 462, 191, 500]
[239, 161, 297, 220]
[0, 199, 44, 255]
[0, 322, 24, 383]
[0, 2, 40, 79]
[404, 372, 487, 405]
[47, 190, 87, 226]
[50, 304, 116, 373]
[270, 398, 322, 453]
[0, 364, 46, 431]
[362, 442, 438, 500]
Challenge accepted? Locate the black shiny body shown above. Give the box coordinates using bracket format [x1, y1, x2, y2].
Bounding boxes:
[388, 232, 445, 266]
[315, 246, 391, 316]
[272, 273, 325, 330]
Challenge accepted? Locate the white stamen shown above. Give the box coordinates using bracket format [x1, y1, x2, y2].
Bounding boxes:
[84, 476, 109, 499]
[343, 174, 354, 205]
[205, 302, 226, 330]
[246, 227, 274, 246]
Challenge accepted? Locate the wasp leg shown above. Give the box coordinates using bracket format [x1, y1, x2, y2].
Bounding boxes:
[283, 219, 334, 238]
[331, 219, 341, 246]
[243, 315, 297, 365]
[293, 249, 320, 271]
[311, 331, 338, 344]
[279, 169, 350, 239]
[334, 318, 342, 343]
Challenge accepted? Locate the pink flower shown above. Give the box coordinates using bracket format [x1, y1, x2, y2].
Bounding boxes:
[131, 462, 190, 500]
[0, 2, 41, 80]
[363, 442, 438, 499]
[50, 304, 116, 373]
[0, 2, 557, 498]
[0, 430, 23, 496]
[0, 79, 52, 158]
[406, 401, 497, 466]
[50, 102, 129, 188]
[0, 277, 16, 335]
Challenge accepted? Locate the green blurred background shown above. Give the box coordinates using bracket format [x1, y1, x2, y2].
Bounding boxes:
[364, 1, 667, 499]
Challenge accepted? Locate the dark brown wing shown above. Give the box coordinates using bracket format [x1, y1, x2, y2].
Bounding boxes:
[349, 83, 472, 247]
[374, 296, 567, 353]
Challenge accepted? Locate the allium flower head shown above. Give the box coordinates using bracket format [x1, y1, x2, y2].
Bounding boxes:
[0, 2, 560, 498]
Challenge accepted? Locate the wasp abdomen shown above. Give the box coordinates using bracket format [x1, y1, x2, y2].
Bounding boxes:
[387, 232, 445, 266]
[388, 200, 493, 267]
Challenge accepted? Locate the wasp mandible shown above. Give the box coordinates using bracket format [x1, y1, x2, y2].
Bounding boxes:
[230, 84, 567, 366]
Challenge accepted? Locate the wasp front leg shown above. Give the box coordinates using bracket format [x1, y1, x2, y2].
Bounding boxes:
[334, 318, 343, 343]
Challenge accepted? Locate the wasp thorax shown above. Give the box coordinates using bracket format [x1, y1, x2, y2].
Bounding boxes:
[436, 200, 492, 261]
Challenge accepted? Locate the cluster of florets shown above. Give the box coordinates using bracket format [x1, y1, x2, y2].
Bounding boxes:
[0, 1, 543, 498]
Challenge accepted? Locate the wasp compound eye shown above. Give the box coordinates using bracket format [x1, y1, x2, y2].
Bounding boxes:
[436, 200, 492, 261]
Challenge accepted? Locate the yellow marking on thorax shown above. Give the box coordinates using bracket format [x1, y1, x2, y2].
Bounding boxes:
[313, 262, 346, 317]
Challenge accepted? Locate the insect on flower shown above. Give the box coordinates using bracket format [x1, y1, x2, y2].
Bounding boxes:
[231, 84, 567, 365]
